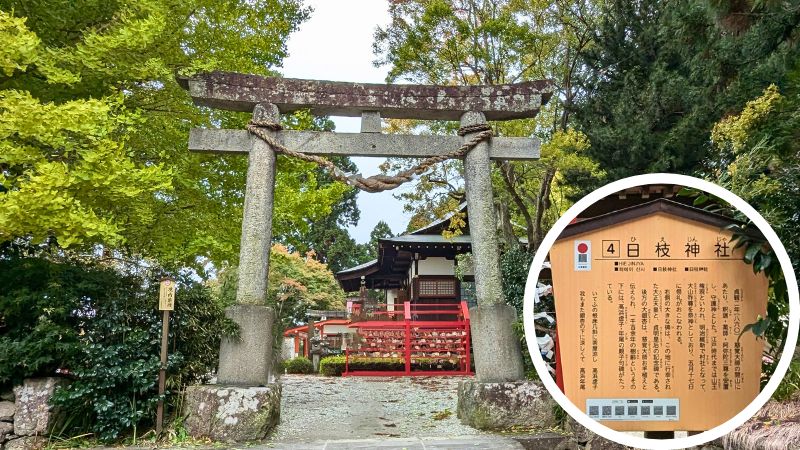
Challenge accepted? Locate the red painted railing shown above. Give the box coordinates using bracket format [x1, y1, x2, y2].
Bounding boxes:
[344, 301, 472, 376]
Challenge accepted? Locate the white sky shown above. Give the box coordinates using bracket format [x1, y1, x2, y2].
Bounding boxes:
[280, 0, 415, 243]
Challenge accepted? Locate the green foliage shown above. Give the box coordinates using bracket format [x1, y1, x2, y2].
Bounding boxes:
[273, 114, 367, 274]
[169, 282, 239, 386]
[375, 0, 553, 86]
[216, 244, 345, 330]
[0, 9, 171, 247]
[0, 1, 354, 273]
[281, 356, 313, 374]
[500, 245, 560, 382]
[514, 320, 540, 382]
[319, 355, 347, 377]
[500, 246, 532, 316]
[575, 0, 800, 180]
[318, 356, 460, 377]
[269, 244, 346, 328]
[368, 221, 394, 258]
[374, 1, 603, 246]
[772, 360, 800, 402]
[0, 257, 94, 384]
[697, 82, 800, 393]
[0, 254, 235, 442]
[50, 327, 162, 443]
[500, 247, 541, 380]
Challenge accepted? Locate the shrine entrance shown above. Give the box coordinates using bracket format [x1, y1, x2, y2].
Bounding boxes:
[179, 71, 554, 440]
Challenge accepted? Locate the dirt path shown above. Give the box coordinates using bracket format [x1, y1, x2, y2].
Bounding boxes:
[268, 375, 487, 443]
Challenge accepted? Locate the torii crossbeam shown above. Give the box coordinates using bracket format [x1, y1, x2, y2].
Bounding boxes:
[180, 71, 553, 386]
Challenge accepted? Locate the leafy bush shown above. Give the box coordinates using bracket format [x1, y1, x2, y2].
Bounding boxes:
[500, 246, 533, 316]
[0, 256, 235, 442]
[773, 360, 800, 402]
[319, 355, 347, 376]
[282, 356, 313, 374]
[319, 356, 459, 376]
[500, 247, 542, 380]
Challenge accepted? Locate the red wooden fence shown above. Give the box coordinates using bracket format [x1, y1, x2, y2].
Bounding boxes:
[344, 301, 472, 376]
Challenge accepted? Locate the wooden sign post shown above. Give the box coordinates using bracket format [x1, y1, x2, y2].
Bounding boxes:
[549, 199, 768, 433]
[156, 277, 176, 436]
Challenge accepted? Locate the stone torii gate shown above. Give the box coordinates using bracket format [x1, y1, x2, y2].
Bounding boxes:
[180, 72, 553, 439]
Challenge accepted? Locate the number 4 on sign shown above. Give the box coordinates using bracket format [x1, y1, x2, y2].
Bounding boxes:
[602, 240, 620, 258]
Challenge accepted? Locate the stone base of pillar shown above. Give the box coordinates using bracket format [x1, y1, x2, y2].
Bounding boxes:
[183, 384, 281, 442]
[456, 379, 557, 430]
[469, 304, 525, 382]
[218, 304, 275, 386]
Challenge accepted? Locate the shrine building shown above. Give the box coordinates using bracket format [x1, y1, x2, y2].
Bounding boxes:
[335, 203, 477, 316]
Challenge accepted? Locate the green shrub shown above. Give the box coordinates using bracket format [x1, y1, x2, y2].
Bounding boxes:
[0, 256, 236, 442]
[773, 359, 800, 401]
[282, 356, 313, 374]
[318, 355, 460, 376]
[319, 355, 347, 376]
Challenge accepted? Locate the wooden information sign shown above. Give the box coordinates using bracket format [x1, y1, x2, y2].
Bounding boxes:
[159, 278, 176, 311]
[156, 277, 176, 435]
[549, 199, 768, 431]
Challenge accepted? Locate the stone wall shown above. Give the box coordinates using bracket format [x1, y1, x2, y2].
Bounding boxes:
[0, 378, 66, 450]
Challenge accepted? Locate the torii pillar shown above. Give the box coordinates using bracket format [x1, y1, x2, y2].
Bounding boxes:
[179, 72, 554, 438]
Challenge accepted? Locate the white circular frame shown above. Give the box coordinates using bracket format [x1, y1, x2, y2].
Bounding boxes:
[522, 173, 800, 450]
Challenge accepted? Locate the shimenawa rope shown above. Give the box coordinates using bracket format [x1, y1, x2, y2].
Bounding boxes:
[246, 120, 493, 193]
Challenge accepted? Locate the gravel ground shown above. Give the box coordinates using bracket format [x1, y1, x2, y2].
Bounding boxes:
[268, 375, 489, 443]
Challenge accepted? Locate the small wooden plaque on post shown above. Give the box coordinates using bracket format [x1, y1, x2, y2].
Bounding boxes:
[159, 278, 176, 311]
[156, 277, 175, 435]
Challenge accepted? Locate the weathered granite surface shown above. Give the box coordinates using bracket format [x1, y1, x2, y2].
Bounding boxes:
[216, 103, 278, 387]
[235, 103, 278, 307]
[583, 435, 629, 450]
[3, 436, 46, 450]
[457, 380, 557, 430]
[12, 378, 64, 436]
[182, 71, 554, 120]
[217, 304, 275, 386]
[0, 422, 13, 442]
[188, 129, 540, 160]
[0, 402, 14, 422]
[468, 304, 526, 383]
[183, 384, 281, 442]
[460, 110, 526, 383]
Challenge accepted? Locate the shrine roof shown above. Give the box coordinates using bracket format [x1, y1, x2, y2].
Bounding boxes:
[557, 198, 762, 240]
[336, 259, 380, 278]
[283, 318, 352, 336]
[382, 234, 472, 245]
[409, 203, 468, 235]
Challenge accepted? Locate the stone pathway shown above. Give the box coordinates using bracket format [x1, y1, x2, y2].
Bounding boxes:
[254, 436, 524, 449]
[268, 375, 487, 443]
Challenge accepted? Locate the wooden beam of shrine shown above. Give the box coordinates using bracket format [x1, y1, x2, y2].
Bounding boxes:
[179, 72, 554, 121]
[188, 129, 540, 161]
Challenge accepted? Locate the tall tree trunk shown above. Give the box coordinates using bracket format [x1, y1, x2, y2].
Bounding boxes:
[533, 167, 557, 250]
[496, 161, 536, 248]
[495, 200, 520, 249]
